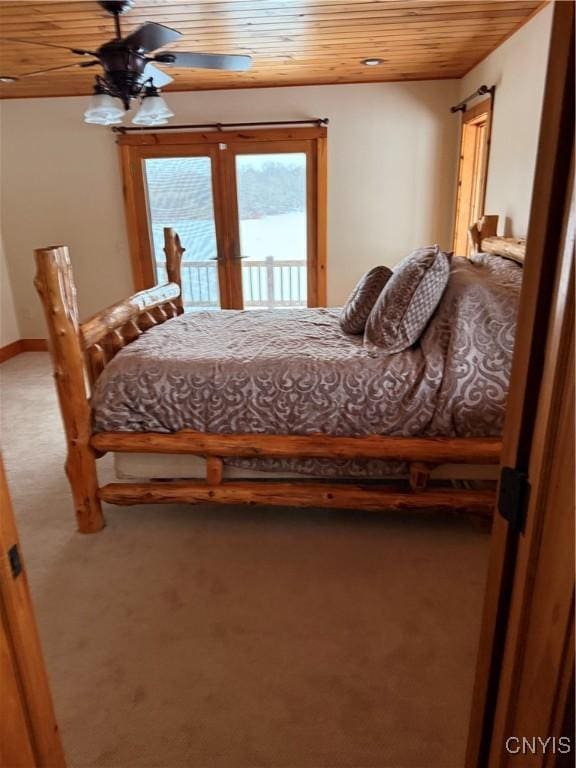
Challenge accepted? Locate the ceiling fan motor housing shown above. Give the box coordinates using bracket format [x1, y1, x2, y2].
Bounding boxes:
[98, 42, 149, 107]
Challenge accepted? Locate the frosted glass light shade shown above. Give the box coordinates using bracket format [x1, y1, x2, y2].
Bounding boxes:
[84, 114, 124, 126]
[84, 93, 124, 123]
[132, 95, 174, 125]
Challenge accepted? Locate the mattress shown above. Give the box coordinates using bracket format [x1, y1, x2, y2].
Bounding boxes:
[92, 253, 522, 479]
[114, 452, 500, 482]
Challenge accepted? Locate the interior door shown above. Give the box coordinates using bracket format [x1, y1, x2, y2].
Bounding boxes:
[119, 127, 327, 310]
[465, 2, 574, 764]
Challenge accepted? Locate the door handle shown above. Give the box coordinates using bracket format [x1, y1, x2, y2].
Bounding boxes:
[208, 255, 247, 261]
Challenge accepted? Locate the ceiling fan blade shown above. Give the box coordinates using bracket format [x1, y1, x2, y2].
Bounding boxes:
[122, 22, 181, 53]
[2, 60, 99, 81]
[143, 62, 174, 88]
[153, 52, 252, 72]
[0, 36, 95, 56]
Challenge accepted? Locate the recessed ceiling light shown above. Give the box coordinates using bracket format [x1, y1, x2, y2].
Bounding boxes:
[361, 58, 384, 67]
[0, 76, 18, 83]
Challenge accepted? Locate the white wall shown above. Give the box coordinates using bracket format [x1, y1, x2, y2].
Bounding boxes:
[0, 232, 20, 347]
[0, 81, 459, 338]
[0, 106, 20, 347]
[459, 3, 553, 238]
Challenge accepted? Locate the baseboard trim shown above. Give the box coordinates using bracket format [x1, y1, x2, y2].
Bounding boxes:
[0, 340, 22, 364]
[22, 338, 48, 352]
[0, 339, 48, 363]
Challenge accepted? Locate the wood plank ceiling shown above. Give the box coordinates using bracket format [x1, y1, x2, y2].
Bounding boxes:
[0, 0, 545, 99]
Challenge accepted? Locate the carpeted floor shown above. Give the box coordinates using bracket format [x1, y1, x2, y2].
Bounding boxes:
[0, 353, 490, 768]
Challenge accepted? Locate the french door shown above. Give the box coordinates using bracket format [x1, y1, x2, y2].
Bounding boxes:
[119, 127, 327, 310]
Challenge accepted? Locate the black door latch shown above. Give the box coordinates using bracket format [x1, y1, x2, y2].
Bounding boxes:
[498, 466, 530, 534]
[8, 544, 22, 578]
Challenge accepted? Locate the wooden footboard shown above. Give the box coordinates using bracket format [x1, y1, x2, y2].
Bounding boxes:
[35, 228, 501, 533]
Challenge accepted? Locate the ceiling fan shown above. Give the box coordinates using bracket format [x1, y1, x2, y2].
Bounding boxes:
[0, 0, 252, 126]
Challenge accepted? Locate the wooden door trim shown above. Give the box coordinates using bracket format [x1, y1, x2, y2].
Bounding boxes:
[466, 96, 493, 228]
[119, 128, 328, 307]
[0, 457, 66, 766]
[490, 234, 574, 766]
[315, 134, 328, 306]
[0, 601, 38, 767]
[120, 142, 151, 290]
[218, 142, 243, 308]
[211, 144, 234, 309]
[452, 96, 493, 255]
[463, 97, 492, 125]
[116, 127, 327, 146]
[465, 2, 575, 765]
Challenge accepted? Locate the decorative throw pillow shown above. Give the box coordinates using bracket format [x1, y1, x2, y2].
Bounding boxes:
[339, 266, 393, 334]
[365, 245, 451, 353]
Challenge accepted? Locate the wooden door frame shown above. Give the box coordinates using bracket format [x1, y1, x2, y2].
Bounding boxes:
[0, 456, 66, 767]
[490, 190, 574, 766]
[466, 2, 574, 765]
[452, 96, 493, 255]
[117, 127, 328, 307]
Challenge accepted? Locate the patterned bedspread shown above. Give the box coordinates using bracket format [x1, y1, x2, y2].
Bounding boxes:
[91, 254, 522, 477]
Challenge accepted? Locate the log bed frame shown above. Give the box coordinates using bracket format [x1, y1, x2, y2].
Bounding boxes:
[34, 219, 525, 533]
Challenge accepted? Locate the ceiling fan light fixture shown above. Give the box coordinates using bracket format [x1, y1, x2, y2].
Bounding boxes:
[132, 87, 174, 125]
[84, 114, 108, 125]
[3, 4, 252, 127]
[85, 115, 123, 126]
[84, 90, 124, 123]
[134, 117, 170, 127]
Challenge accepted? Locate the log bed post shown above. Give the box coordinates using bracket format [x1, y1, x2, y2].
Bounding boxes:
[164, 228, 185, 315]
[34, 247, 104, 533]
[469, 215, 499, 253]
[409, 462, 432, 491]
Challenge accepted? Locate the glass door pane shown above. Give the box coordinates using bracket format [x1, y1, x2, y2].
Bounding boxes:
[144, 156, 220, 311]
[234, 153, 307, 309]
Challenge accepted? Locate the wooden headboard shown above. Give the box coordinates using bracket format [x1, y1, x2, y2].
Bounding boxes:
[469, 215, 526, 264]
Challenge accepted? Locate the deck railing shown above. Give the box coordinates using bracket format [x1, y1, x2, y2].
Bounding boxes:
[156, 257, 307, 310]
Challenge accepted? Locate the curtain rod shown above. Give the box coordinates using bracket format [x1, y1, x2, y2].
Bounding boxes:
[450, 85, 494, 114]
[112, 118, 329, 133]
